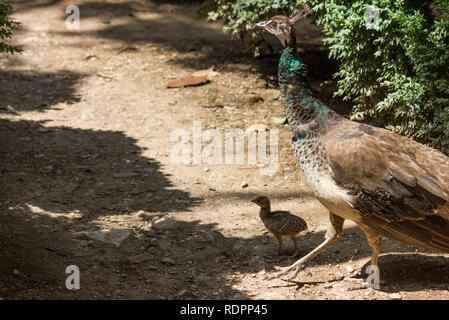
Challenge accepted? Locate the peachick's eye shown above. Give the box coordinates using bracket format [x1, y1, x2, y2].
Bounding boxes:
[271, 21, 278, 28]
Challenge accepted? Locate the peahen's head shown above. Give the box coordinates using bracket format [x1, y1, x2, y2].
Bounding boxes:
[254, 16, 294, 47]
[254, 4, 312, 48]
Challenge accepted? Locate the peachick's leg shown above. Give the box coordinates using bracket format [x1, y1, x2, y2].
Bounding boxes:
[274, 233, 284, 256]
[289, 236, 300, 258]
[265, 213, 344, 280]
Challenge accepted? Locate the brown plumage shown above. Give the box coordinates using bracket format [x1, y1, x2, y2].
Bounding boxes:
[324, 121, 449, 253]
[252, 196, 308, 257]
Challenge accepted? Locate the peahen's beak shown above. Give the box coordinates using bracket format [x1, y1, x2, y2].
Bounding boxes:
[254, 21, 269, 29]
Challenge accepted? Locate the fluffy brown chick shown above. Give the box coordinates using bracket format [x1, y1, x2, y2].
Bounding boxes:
[252, 196, 308, 257]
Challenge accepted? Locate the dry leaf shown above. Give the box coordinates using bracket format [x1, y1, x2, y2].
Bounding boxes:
[166, 75, 209, 88]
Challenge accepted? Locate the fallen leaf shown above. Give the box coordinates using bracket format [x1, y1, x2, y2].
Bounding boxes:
[166, 75, 209, 88]
[273, 117, 288, 124]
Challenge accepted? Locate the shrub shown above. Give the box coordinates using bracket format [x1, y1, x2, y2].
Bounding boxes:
[0, 1, 21, 54]
[208, 0, 449, 154]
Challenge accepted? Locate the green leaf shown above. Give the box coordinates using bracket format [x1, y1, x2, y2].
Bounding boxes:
[273, 117, 288, 124]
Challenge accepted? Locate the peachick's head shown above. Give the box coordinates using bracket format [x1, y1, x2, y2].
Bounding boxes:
[251, 196, 270, 209]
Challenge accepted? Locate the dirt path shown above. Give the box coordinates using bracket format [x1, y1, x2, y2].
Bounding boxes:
[1, 0, 449, 300]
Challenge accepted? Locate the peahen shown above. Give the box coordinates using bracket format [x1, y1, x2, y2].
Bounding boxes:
[254, 6, 449, 286]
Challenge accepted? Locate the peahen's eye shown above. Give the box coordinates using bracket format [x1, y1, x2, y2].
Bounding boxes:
[271, 21, 278, 28]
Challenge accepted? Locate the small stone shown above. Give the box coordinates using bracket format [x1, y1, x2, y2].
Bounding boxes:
[324, 283, 333, 289]
[155, 239, 171, 250]
[249, 255, 265, 271]
[232, 242, 244, 252]
[346, 265, 354, 273]
[162, 257, 176, 265]
[258, 292, 286, 300]
[200, 45, 213, 55]
[86, 228, 131, 247]
[177, 289, 187, 297]
[81, 109, 95, 120]
[12, 269, 20, 275]
[64, 182, 79, 194]
[353, 249, 359, 255]
[241, 182, 249, 188]
[42, 165, 54, 172]
[39, 127, 50, 133]
[113, 172, 139, 178]
[152, 215, 178, 231]
[389, 293, 402, 300]
[135, 210, 147, 219]
[85, 54, 97, 60]
[127, 253, 152, 264]
[248, 96, 264, 104]
[198, 231, 214, 243]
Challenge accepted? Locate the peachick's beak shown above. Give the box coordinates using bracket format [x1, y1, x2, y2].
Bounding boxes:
[254, 21, 268, 29]
[251, 199, 257, 203]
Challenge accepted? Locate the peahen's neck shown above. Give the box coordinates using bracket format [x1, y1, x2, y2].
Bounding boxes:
[278, 45, 338, 141]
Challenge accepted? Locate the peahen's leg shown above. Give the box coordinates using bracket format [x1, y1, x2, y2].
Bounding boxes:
[346, 226, 382, 290]
[265, 212, 344, 280]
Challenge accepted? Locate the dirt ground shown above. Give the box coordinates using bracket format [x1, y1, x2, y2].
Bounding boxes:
[1, 0, 449, 300]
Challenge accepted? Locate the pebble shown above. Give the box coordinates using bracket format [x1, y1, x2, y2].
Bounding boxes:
[161, 257, 176, 265]
[113, 172, 139, 178]
[177, 290, 187, 297]
[259, 292, 286, 300]
[12, 269, 20, 275]
[241, 182, 249, 188]
[135, 210, 147, 219]
[152, 215, 178, 231]
[389, 293, 402, 300]
[198, 231, 215, 243]
[155, 239, 172, 250]
[127, 253, 152, 264]
[200, 45, 213, 55]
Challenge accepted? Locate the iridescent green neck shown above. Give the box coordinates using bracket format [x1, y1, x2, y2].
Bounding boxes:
[278, 47, 337, 138]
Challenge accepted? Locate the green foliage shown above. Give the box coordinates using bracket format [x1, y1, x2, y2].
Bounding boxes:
[208, 0, 449, 154]
[207, 0, 296, 36]
[0, 1, 21, 54]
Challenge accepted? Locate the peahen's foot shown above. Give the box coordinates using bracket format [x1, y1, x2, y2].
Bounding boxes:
[264, 262, 306, 281]
[344, 277, 368, 291]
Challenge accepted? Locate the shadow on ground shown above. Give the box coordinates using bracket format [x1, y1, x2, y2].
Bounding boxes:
[0, 69, 84, 113]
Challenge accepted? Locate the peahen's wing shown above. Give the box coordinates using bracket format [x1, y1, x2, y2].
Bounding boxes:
[323, 120, 449, 252]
